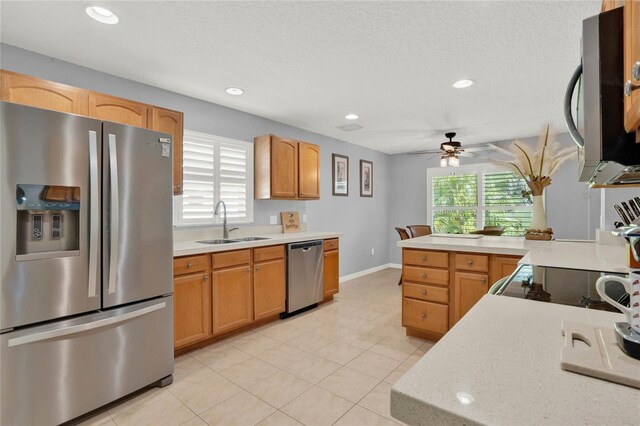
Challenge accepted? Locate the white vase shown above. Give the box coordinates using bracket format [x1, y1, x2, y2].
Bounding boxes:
[530, 195, 547, 230]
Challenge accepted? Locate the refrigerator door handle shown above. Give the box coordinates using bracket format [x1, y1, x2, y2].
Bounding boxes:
[108, 134, 119, 294]
[7, 302, 167, 347]
[88, 130, 99, 298]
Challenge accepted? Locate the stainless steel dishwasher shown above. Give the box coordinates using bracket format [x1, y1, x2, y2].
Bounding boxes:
[284, 240, 324, 317]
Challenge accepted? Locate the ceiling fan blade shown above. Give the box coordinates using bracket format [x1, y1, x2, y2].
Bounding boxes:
[459, 151, 488, 159]
[423, 153, 444, 161]
[408, 150, 442, 155]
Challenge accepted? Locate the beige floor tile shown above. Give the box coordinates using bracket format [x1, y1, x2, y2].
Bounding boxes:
[285, 355, 341, 384]
[257, 323, 305, 343]
[219, 357, 280, 388]
[286, 331, 335, 353]
[334, 405, 400, 426]
[337, 331, 385, 350]
[368, 335, 424, 362]
[383, 360, 414, 385]
[318, 367, 380, 403]
[199, 391, 275, 426]
[173, 357, 217, 386]
[255, 344, 308, 369]
[180, 416, 208, 426]
[256, 410, 303, 426]
[108, 389, 195, 426]
[281, 386, 353, 426]
[228, 333, 281, 356]
[346, 351, 402, 380]
[168, 372, 242, 414]
[314, 340, 366, 365]
[248, 370, 313, 408]
[288, 314, 328, 332]
[191, 344, 252, 372]
[73, 409, 116, 426]
[358, 381, 395, 421]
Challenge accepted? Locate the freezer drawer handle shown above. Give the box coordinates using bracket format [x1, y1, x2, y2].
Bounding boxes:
[108, 134, 119, 294]
[7, 302, 166, 347]
[88, 130, 99, 298]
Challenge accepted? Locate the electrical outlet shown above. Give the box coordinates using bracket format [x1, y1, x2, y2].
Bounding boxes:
[302, 214, 307, 223]
[269, 215, 277, 225]
[371, 248, 375, 255]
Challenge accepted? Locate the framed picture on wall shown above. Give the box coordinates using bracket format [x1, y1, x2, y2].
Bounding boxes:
[360, 160, 373, 197]
[332, 154, 349, 196]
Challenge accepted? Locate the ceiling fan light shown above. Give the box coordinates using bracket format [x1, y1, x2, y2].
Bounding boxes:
[440, 157, 448, 168]
[449, 156, 460, 167]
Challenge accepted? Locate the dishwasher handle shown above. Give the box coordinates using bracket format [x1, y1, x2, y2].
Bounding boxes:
[288, 240, 323, 251]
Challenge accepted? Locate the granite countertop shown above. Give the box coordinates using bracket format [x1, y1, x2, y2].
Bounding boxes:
[174, 231, 341, 257]
[390, 295, 640, 426]
[398, 234, 628, 273]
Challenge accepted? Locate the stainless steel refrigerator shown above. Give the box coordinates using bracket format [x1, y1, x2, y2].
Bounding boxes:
[0, 102, 174, 425]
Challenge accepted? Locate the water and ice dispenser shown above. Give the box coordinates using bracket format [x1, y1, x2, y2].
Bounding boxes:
[16, 184, 80, 260]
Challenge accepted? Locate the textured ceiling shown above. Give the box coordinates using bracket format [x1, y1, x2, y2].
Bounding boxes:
[0, 1, 599, 154]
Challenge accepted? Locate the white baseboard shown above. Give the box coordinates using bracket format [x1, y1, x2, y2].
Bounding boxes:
[339, 263, 400, 283]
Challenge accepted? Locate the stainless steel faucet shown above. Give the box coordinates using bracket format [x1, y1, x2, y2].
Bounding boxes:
[214, 200, 230, 239]
[613, 225, 640, 262]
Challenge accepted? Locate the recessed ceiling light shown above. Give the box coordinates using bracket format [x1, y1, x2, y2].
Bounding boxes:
[345, 114, 359, 120]
[225, 87, 244, 96]
[85, 6, 119, 25]
[452, 79, 474, 89]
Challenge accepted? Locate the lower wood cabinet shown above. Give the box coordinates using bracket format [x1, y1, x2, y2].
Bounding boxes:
[323, 239, 339, 299]
[212, 264, 253, 335]
[173, 272, 211, 348]
[490, 255, 521, 285]
[402, 298, 448, 335]
[453, 272, 489, 323]
[254, 247, 286, 321]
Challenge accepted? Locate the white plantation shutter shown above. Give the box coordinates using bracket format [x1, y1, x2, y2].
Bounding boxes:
[175, 131, 253, 226]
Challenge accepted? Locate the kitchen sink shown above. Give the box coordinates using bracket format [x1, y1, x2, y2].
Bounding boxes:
[196, 239, 240, 244]
[234, 236, 271, 241]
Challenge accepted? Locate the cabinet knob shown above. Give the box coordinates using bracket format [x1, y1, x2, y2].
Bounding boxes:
[624, 80, 640, 97]
[300, 193, 304, 196]
[421, 273, 427, 278]
[255, 266, 260, 271]
[421, 313, 427, 319]
[481, 278, 486, 283]
[421, 256, 427, 261]
[421, 290, 427, 295]
[187, 263, 193, 269]
[467, 260, 473, 266]
[633, 61, 640, 81]
[246, 268, 251, 272]
[203, 275, 208, 281]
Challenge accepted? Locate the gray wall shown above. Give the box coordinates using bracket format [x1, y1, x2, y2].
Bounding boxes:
[0, 44, 390, 276]
[387, 134, 603, 264]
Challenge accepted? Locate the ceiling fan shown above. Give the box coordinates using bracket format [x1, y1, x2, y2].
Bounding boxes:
[411, 132, 488, 167]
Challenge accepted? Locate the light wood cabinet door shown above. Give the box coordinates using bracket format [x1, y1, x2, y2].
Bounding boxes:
[624, 0, 640, 135]
[88, 93, 149, 128]
[1, 71, 88, 115]
[151, 107, 184, 195]
[254, 259, 286, 320]
[212, 265, 253, 334]
[490, 255, 521, 285]
[453, 272, 489, 324]
[270, 137, 298, 198]
[174, 273, 211, 348]
[323, 249, 339, 298]
[298, 142, 320, 199]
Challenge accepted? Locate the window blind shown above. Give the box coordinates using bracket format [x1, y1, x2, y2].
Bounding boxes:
[175, 131, 253, 226]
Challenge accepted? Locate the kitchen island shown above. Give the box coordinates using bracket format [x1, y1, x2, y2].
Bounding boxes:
[390, 295, 639, 426]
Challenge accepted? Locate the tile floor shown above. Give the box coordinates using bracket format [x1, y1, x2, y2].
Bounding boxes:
[75, 268, 435, 426]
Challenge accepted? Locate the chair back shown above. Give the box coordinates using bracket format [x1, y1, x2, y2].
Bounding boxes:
[406, 225, 432, 238]
[471, 226, 505, 236]
[395, 227, 410, 240]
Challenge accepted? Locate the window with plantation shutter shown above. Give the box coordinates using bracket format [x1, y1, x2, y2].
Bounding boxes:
[174, 130, 253, 226]
[427, 165, 532, 236]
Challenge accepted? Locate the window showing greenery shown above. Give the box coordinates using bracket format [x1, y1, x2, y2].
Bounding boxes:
[428, 166, 532, 236]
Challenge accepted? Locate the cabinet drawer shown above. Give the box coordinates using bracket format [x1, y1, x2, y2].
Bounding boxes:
[403, 266, 449, 286]
[212, 249, 251, 269]
[403, 283, 449, 304]
[254, 245, 284, 262]
[323, 238, 339, 252]
[174, 255, 209, 276]
[402, 298, 448, 334]
[455, 253, 489, 272]
[403, 249, 448, 268]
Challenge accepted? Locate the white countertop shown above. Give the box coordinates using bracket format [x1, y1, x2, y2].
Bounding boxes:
[174, 231, 341, 257]
[398, 235, 628, 273]
[390, 295, 640, 426]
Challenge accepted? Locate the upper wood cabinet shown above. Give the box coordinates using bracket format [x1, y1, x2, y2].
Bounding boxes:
[151, 107, 184, 195]
[88, 93, 149, 128]
[623, 0, 640, 136]
[0, 70, 88, 115]
[254, 134, 320, 200]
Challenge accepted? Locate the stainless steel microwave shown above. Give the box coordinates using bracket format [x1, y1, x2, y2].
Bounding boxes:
[564, 7, 640, 187]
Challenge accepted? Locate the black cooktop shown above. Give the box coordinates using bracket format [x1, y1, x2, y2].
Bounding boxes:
[494, 265, 629, 312]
